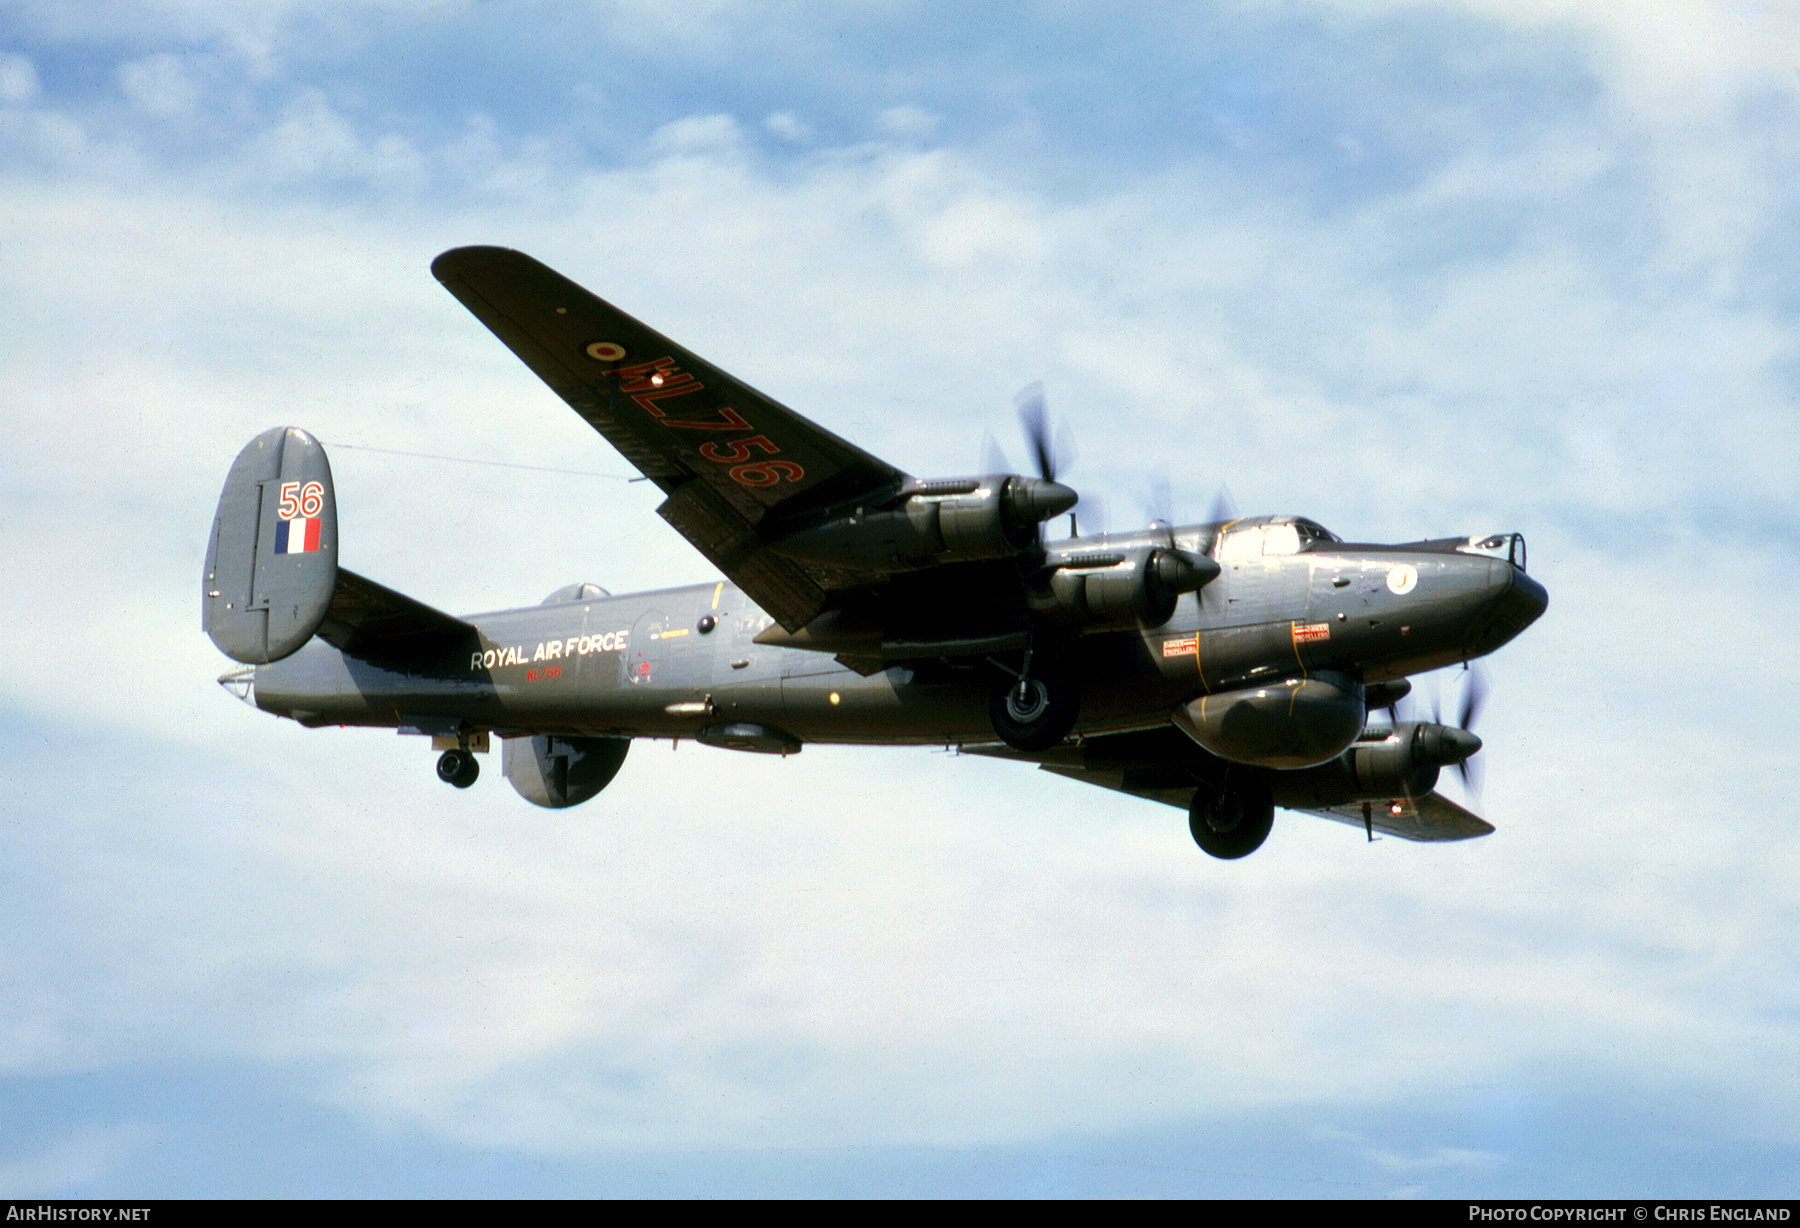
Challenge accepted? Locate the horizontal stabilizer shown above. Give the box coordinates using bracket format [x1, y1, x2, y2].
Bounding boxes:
[317, 568, 478, 665]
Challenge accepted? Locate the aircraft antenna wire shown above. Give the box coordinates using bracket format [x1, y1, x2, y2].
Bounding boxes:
[325, 441, 637, 481]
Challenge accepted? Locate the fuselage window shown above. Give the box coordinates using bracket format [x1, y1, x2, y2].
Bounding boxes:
[1261, 524, 1303, 556]
[1216, 526, 1264, 562]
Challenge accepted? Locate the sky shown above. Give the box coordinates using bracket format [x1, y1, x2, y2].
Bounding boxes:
[2, 0, 1797, 1199]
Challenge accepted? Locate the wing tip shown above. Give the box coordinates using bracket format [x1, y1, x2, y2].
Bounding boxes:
[431, 244, 532, 284]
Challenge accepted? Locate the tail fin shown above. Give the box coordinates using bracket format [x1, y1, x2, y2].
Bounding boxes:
[204, 427, 480, 668]
[203, 427, 339, 664]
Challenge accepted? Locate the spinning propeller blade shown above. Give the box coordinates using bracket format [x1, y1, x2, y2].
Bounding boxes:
[1015, 382, 1058, 481]
[1455, 665, 1488, 799]
[1429, 666, 1488, 801]
[1012, 383, 1082, 537]
[1209, 484, 1239, 526]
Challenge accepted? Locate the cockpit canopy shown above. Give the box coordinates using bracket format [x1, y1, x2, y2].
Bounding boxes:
[1215, 515, 1341, 562]
[1455, 533, 1527, 571]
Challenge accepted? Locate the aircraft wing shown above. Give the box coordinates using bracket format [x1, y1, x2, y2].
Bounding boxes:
[1294, 790, 1494, 842]
[965, 725, 1207, 809]
[432, 246, 909, 631]
[967, 725, 1494, 842]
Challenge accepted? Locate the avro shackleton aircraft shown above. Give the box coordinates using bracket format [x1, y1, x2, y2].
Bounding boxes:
[204, 247, 1547, 859]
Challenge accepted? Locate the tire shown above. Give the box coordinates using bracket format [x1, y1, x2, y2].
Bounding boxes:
[1188, 781, 1274, 859]
[437, 749, 479, 789]
[988, 666, 1079, 752]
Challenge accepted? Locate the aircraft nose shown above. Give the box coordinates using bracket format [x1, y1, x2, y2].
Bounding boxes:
[1465, 564, 1548, 656]
[1504, 568, 1549, 627]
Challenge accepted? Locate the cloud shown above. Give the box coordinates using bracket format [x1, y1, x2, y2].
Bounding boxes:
[118, 53, 201, 118]
[876, 103, 939, 140]
[0, 52, 39, 103]
[765, 110, 811, 142]
[646, 111, 744, 157]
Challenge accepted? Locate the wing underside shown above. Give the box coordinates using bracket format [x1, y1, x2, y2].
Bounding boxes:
[966, 725, 1493, 842]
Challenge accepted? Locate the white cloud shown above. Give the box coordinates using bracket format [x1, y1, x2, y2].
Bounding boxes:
[766, 110, 811, 142]
[646, 112, 744, 157]
[0, 1125, 155, 1195]
[241, 89, 427, 189]
[0, 52, 39, 104]
[118, 52, 200, 119]
[876, 103, 939, 140]
[1460, 0, 1800, 122]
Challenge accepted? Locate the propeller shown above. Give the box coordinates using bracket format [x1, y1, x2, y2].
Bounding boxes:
[1146, 469, 1174, 538]
[1015, 382, 1058, 481]
[1012, 383, 1084, 536]
[1428, 665, 1488, 801]
[1452, 664, 1488, 799]
[1208, 484, 1239, 527]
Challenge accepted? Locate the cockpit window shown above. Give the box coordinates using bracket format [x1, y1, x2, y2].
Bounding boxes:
[1455, 533, 1528, 571]
[1217, 517, 1340, 561]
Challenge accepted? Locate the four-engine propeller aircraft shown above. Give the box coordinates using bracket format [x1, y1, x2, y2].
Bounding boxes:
[203, 246, 1547, 859]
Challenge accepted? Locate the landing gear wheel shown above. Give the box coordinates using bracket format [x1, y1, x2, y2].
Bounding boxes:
[1188, 781, 1273, 859]
[437, 749, 479, 789]
[988, 665, 1079, 752]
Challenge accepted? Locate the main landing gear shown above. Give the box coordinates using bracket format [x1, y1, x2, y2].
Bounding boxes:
[988, 655, 1079, 752]
[437, 748, 480, 789]
[1188, 778, 1274, 860]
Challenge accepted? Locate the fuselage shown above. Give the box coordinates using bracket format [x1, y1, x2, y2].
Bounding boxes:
[247, 518, 1547, 750]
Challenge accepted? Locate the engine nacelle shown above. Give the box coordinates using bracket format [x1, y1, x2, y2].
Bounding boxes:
[770, 475, 1077, 571]
[503, 734, 631, 809]
[1268, 721, 1481, 809]
[1042, 547, 1218, 631]
[1173, 671, 1365, 769]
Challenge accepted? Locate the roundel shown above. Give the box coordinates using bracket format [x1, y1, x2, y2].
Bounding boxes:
[585, 341, 627, 362]
[1386, 563, 1418, 595]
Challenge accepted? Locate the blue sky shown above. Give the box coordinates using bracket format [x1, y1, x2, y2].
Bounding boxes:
[2, 0, 1797, 1198]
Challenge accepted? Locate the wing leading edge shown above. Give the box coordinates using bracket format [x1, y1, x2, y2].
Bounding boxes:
[431, 246, 909, 630]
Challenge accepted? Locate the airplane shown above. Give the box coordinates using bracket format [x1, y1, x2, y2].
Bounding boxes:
[203, 246, 1548, 860]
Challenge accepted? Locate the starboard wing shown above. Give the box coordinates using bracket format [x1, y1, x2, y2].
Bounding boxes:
[1296, 790, 1494, 842]
[431, 246, 910, 631]
[968, 724, 1494, 842]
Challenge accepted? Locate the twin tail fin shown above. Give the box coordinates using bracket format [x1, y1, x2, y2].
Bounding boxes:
[203, 428, 474, 666]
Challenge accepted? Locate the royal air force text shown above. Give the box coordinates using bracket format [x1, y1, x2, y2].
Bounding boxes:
[472, 630, 629, 673]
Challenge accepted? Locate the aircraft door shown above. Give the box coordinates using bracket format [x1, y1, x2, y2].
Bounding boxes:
[629, 608, 713, 690]
[628, 609, 666, 685]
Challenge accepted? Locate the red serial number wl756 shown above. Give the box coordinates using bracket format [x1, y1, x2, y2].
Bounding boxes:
[612, 356, 807, 487]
